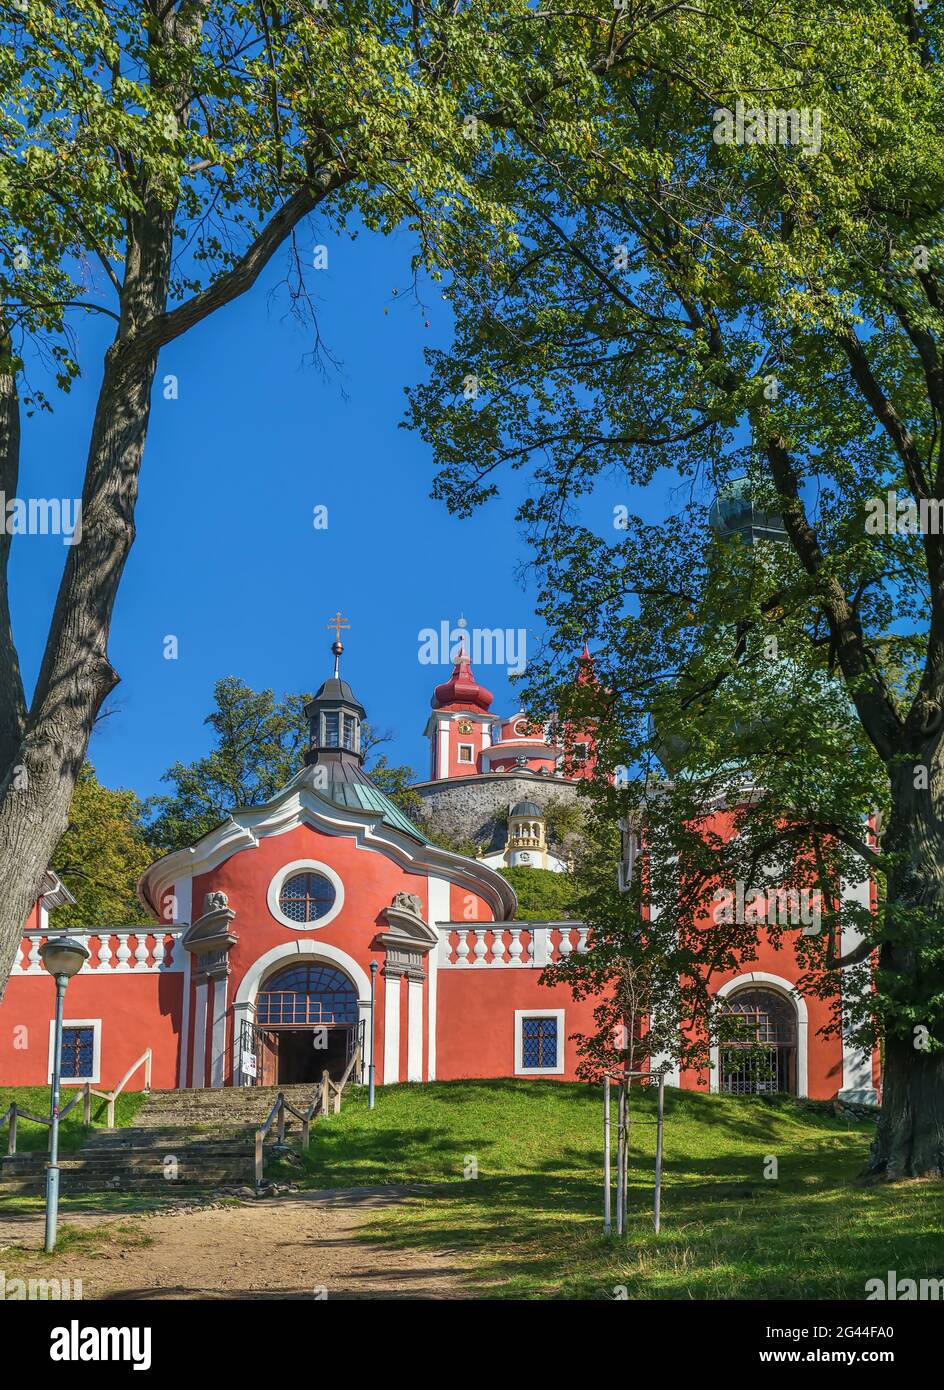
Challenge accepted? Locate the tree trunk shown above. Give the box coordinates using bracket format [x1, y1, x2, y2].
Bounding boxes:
[869, 1035, 944, 1179]
[0, 200, 172, 997]
[866, 774, 944, 1179]
[0, 764, 76, 1002]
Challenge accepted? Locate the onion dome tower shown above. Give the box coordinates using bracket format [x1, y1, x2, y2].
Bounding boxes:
[432, 650, 494, 714]
[425, 623, 496, 779]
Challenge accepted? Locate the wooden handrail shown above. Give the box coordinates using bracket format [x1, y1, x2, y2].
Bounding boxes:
[2, 1093, 93, 1155]
[100, 1048, 151, 1127]
[1, 1095, 92, 1150]
[336, 1045, 361, 1094]
[1, 1103, 18, 1155]
[1, 1049, 151, 1157]
[252, 1046, 363, 1187]
[254, 1091, 286, 1187]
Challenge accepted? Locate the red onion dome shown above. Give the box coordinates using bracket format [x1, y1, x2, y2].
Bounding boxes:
[433, 653, 494, 711]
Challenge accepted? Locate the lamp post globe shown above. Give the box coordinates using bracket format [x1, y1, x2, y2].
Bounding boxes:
[39, 935, 90, 1253]
[39, 935, 90, 980]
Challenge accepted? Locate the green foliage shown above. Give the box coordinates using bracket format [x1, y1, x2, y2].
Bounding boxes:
[51, 764, 152, 927]
[407, 1, 944, 1073]
[498, 865, 575, 920]
[0, 0, 529, 395]
[145, 677, 312, 852]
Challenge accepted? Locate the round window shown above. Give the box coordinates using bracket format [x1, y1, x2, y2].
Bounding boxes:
[278, 871, 337, 924]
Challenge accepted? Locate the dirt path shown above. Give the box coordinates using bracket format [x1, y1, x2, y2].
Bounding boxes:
[0, 1187, 471, 1300]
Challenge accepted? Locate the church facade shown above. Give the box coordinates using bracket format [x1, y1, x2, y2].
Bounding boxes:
[0, 636, 880, 1105]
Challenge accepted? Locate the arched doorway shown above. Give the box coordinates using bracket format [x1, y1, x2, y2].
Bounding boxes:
[254, 963, 360, 1085]
[720, 987, 798, 1095]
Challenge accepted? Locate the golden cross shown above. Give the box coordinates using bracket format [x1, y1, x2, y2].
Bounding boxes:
[327, 612, 350, 641]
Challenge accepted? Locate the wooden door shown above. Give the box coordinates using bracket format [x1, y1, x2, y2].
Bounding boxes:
[259, 1029, 280, 1086]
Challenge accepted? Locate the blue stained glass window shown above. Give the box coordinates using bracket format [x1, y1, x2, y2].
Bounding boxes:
[522, 1016, 558, 1069]
[61, 1026, 94, 1078]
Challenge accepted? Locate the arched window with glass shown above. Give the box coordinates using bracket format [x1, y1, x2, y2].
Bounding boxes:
[256, 964, 359, 1027]
[720, 987, 798, 1095]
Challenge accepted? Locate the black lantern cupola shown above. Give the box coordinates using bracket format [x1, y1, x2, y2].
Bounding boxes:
[305, 616, 366, 767]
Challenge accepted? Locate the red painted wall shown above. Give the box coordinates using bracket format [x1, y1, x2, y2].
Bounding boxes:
[0, 970, 183, 1089]
[435, 969, 598, 1080]
[0, 799, 877, 1100]
[190, 821, 436, 1086]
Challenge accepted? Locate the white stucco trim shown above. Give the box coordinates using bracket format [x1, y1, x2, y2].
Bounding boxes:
[50, 1018, 101, 1086]
[384, 974, 401, 1084]
[173, 875, 192, 927]
[191, 982, 208, 1089]
[407, 978, 423, 1083]
[210, 975, 228, 1088]
[235, 939, 371, 1006]
[176, 944, 192, 1088]
[138, 780, 517, 923]
[266, 858, 345, 931]
[709, 972, 808, 1098]
[646, 904, 681, 1086]
[514, 1008, 565, 1076]
[427, 875, 451, 1081]
[839, 876, 879, 1103]
[231, 939, 372, 1085]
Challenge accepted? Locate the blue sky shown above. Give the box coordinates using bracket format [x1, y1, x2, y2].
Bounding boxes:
[12, 220, 626, 802]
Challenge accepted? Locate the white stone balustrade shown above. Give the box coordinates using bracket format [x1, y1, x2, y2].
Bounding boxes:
[12, 927, 185, 975]
[440, 923, 587, 968]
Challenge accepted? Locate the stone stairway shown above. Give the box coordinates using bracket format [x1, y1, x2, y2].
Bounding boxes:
[134, 1084, 323, 1134]
[0, 1085, 323, 1197]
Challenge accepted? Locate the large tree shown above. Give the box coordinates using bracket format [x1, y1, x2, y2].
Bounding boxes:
[410, 2, 944, 1176]
[0, 0, 539, 993]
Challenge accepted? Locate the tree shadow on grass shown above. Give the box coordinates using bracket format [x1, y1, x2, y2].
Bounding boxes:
[349, 1166, 944, 1300]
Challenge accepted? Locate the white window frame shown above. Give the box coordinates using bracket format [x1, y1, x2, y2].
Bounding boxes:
[49, 1018, 101, 1085]
[514, 1008, 565, 1075]
[457, 743, 475, 764]
[267, 859, 345, 931]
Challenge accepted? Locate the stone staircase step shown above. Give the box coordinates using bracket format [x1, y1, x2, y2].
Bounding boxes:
[0, 1084, 336, 1197]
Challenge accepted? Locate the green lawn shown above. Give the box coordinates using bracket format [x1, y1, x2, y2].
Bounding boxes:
[0, 1085, 145, 1154]
[273, 1079, 944, 1300]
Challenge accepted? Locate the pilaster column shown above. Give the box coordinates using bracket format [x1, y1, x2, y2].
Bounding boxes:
[383, 971, 402, 1084]
[375, 891, 439, 1084]
[407, 978, 423, 1082]
[182, 889, 238, 1089]
[210, 971, 229, 1088]
[191, 981, 208, 1089]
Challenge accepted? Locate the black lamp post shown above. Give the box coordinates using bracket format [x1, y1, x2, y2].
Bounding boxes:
[39, 935, 90, 1253]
